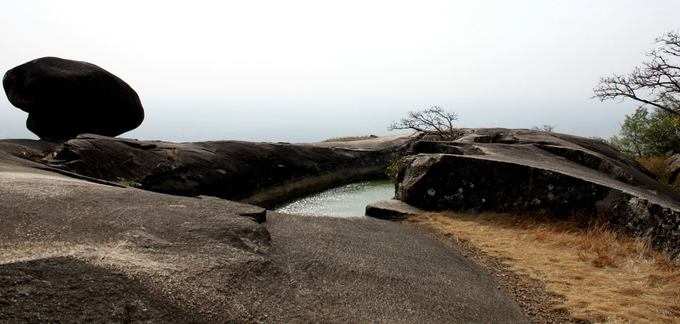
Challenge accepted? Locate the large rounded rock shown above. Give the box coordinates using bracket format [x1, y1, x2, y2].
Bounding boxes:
[394, 128, 680, 259]
[3, 57, 144, 140]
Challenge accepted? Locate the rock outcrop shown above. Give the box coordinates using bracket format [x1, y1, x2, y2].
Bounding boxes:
[395, 128, 680, 259]
[3, 57, 144, 140]
[1, 134, 407, 208]
[0, 135, 530, 322]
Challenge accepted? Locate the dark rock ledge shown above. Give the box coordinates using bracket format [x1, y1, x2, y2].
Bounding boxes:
[1, 134, 410, 210]
[392, 128, 680, 260]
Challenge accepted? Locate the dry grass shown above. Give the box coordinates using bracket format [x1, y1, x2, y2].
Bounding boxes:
[410, 212, 680, 323]
[638, 156, 671, 182]
[638, 156, 680, 195]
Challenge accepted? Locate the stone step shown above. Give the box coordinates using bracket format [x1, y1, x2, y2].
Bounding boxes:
[365, 199, 424, 220]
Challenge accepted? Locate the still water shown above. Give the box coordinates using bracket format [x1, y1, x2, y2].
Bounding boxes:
[276, 180, 394, 217]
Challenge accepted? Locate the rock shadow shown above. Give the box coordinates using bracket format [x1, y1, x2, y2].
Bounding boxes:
[0, 256, 193, 322]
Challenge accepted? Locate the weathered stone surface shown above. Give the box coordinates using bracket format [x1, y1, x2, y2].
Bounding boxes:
[397, 154, 612, 215]
[0, 137, 527, 322]
[0, 156, 272, 322]
[236, 204, 268, 223]
[406, 140, 483, 155]
[3, 57, 144, 140]
[396, 128, 680, 259]
[365, 199, 425, 220]
[456, 131, 519, 144]
[31, 134, 406, 208]
[666, 154, 680, 184]
[602, 191, 680, 257]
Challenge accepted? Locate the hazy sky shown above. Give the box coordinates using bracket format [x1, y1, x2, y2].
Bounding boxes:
[1, 1, 679, 142]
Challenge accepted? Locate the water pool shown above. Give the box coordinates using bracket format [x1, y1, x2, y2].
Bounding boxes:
[276, 180, 394, 217]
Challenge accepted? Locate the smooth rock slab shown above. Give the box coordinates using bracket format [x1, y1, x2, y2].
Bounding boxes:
[365, 199, 425, 220]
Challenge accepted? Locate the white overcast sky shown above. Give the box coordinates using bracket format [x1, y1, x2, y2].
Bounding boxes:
[1, 0, 679, 142]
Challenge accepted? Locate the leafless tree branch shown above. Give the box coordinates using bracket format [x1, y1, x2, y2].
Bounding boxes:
[593, 31, 680, 116]
[389, 106, 462, 140]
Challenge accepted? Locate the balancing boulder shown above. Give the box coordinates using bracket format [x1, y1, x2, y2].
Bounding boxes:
[3, 57, 144, 140]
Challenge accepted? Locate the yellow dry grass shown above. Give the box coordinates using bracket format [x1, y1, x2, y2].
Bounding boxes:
[410, 212, 680, 323]
[638, 155, 668, 173]
[638, 156, 671, 182]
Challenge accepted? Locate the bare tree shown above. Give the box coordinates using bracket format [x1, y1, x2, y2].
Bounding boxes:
[389, 106, 462, 140]
[594, 31, 680, 116]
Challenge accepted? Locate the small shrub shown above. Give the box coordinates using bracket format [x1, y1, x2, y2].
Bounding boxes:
[385, 157, 404, 181]
[117, 178, 141, 188]
[609, 108, 680, 157]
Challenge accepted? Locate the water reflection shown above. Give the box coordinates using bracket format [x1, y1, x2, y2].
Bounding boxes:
[276, 180, 394, 217]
